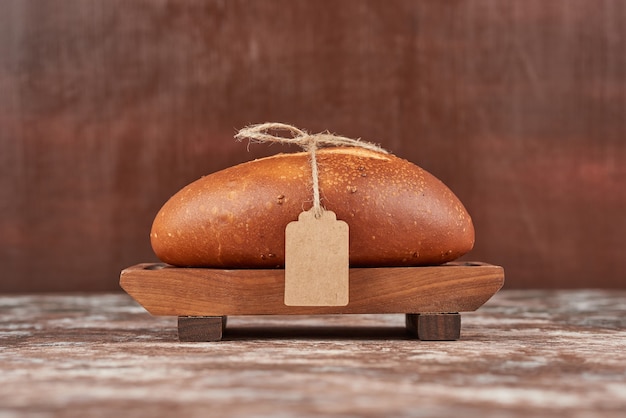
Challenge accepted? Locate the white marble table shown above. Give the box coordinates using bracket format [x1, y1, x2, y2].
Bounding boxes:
[1, 290, 625, 417]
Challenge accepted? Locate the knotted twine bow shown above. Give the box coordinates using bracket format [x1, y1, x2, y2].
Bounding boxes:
[235, 122, 388, 219]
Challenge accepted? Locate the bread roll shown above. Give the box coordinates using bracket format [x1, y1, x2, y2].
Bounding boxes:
[151, 147, 474, 268]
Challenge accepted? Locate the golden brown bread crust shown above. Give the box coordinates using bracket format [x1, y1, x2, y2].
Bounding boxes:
[150, 147, 474, 268]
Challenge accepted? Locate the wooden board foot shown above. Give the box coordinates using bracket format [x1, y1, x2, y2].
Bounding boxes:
[178, 316, 227, 342]
[406, 313, 461, 341]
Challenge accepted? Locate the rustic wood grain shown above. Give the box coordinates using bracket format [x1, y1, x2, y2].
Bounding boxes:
[119, 262, 504, 316]
[1, 291, 625, 417]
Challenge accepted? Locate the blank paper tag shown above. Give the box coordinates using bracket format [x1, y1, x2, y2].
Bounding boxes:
[284, 210, 349, 306]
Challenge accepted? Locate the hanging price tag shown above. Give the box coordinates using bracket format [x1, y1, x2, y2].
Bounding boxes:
[284, 210, 349, 306]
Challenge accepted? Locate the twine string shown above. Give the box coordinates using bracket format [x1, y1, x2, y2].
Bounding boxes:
[235, 122, 388, 219]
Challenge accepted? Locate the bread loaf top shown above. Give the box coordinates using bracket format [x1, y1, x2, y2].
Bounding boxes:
[150, 147, 474, 268]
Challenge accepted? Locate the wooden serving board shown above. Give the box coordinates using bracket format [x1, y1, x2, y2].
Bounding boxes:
[120, 262, 504, 341]
[120, 262, 503, 316]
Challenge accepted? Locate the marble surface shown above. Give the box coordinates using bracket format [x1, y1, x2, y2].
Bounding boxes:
[1, 290, 625, 417]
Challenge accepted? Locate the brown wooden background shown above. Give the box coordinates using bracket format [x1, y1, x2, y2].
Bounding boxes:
[1, 0, 625, 292]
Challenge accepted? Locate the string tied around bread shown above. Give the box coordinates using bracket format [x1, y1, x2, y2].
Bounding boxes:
[235, 122, 388, 219]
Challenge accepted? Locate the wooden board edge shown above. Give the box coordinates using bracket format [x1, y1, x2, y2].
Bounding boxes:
[120, 262, 504, 317]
